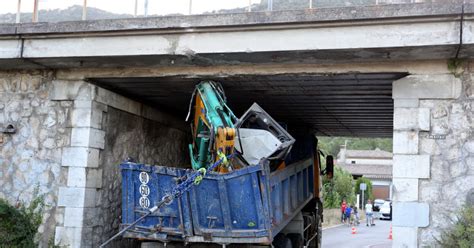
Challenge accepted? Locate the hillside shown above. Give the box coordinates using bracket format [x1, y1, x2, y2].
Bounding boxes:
[0, 0, 388, 24]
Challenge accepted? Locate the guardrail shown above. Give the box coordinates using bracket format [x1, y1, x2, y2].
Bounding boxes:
[0, 0, 430, 24]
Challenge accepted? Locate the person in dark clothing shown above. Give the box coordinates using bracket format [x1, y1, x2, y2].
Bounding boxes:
[345, 205, 352, 226]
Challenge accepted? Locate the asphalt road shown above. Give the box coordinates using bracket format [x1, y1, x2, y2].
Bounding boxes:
[322, 218, 392, 248]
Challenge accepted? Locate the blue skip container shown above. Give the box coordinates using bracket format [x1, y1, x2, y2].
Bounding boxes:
[121, 159, 314, 245]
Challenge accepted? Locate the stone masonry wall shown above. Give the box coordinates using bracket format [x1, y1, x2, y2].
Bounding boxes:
[391, 63, 474, 247]
[94, 107, 188, 247]
[0, 71, 188, 247]
[417, 66, 474, 245]
[0, 71, 70, 246]
[47, 79, 189, 247]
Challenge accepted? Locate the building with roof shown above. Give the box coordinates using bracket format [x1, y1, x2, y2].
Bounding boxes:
[337, 146, 393, 200]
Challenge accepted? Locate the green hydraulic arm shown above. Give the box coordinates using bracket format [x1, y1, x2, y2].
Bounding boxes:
[187, 81, 237, 171]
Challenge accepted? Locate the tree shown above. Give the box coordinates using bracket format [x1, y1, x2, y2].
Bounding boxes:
[322, 166, 355, 208]
[318, 136, 392, 158]
[354, 177, 373, 209]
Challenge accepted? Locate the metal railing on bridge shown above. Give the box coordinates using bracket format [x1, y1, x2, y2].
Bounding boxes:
[0, 0, 433, 24]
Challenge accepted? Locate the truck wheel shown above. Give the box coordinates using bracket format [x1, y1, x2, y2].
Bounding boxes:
[273, 233, 292, 248]
[303, 212, 320, 248]
[287, 233, 303, 248]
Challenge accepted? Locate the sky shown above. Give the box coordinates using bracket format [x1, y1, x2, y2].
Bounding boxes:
[0, 0, 261, 15]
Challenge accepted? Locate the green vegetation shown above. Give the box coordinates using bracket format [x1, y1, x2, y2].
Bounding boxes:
[319, 136, 382, 209]
[318, 136, 392, 158]
[322, 167, 356, 208]
[354, 177, 373, 207]
[447, 58, 466, 77]
[318, 137, 392, 157]
[0, 187, 45, 247]
[436, 205, 474, 248]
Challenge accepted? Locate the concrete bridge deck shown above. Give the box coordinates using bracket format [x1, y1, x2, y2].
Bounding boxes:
[0, 1, 472, 69]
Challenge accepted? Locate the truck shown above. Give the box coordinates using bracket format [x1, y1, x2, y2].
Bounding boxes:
[114, 81, 333, 248]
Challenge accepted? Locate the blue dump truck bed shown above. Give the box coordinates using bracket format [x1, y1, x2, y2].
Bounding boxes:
[121, 158, 314, 245]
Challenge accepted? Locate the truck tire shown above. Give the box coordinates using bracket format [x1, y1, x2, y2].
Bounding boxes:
[303, 212, 321, 248]
[273, 233, 293, 248]
[286, 233, 303, 248]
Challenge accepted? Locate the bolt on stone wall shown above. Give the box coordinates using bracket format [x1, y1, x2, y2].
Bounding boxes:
[94, 107, 188, 247]
[418, 67, 474, 245]
[0, 71, 70, 246]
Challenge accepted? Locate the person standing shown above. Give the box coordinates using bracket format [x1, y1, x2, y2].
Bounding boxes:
[365, 199, 374, 227]
[353, 206, 360, 225]
[345, 205, 353, 226]
[341, 200, 347, 223]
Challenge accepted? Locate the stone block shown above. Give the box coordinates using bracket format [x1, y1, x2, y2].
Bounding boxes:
[54, 226, 82, 248]
[71, 107, 103, 129]
[393, 131, 418, 154]
[71, 108, 92, 127]
[64, 207, 84, 227]
[393, 202, 429, 227]
[96, 87, 141, 115]
[74, 100, 92, 109]
[61, 147, 100, 168]
[393, 98, 419, 108]
[392, 178, 418, 201]
[64, 207, 98, 227]
[58, 187, 96, 208]
[393, 155, 430, 179]
[55, 226, 93, 248]
[70, 127, 105, 149]
[393, 74, 462, 99]
[67, 167, 103, 188]
[418, 108, 430, 131]
[393, 107, 430, 131]
[392, 226, 418, 248]
[50, 80, 95, 101]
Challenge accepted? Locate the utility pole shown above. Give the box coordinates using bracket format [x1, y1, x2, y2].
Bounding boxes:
[360, 183, 367, 210]
[144, 0, 149, 17]
[32, 0, 39, 22]
[134, 0, 138, 17]
[16, 0, 21, 23]
[188, 0, 192, 15]
[82, 0, 87, 21]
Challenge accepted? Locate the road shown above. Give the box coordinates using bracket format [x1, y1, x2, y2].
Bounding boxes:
[322, 218, 392, 248]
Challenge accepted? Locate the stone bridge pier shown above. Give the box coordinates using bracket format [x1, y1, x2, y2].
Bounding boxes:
[392, 72, 473, 247]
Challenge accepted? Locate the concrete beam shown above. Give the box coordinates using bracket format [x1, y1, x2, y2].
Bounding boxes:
[0, 2, 472, 69]
[14, 21, 465, 59]
[393, 74, 462, 99]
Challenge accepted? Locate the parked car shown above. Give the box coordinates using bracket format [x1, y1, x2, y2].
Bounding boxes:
[373, 199, 385, 212]
[380, 201, 392, 220]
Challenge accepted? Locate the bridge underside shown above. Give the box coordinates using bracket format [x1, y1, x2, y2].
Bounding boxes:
[90, 72, 405, 137]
